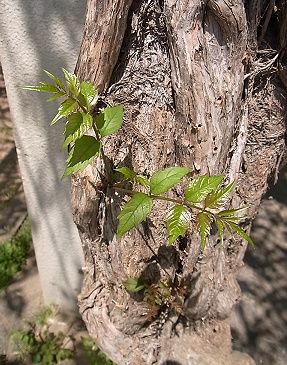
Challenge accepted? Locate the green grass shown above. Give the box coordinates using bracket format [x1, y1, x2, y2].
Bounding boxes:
[0, 219, 32, 290]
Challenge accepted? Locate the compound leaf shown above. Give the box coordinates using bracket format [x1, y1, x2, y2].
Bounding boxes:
[166, 204, 190, 244]
[196, 212, 212, 250]
[123, 277, 145, 293]
[62, 68, 80, 97]
[185, 175, 224, 203]
[99, 105, 124, 137]
[150, 167, 192, 195]
[51, 98, 78, 125]
[63, 136, 100, 177]
[63, 112, 93, 148]
[205, 181, 235, 209]
[115, 166, 136, 180]
[117, 192, 153, 238]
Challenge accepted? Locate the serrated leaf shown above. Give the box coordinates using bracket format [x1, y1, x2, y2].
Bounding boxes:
[196, 212, 212, 250]
[62, 68, 80, 97]
[63, 136, 100, 177]
[215, 217, 224, 245]
[225, 221, 254, 245]
[99, 105, 124, 137]
[51, 98, 78, 125]
[205, 181, 235, 209]
[217, 207, 246, 219]
[47, 90, 66, 101]
[123, 277, 145, 293]
[23, 82, 59, 93]
[117, 192, 153, 238]
[80, 81, 98, 110]
[150, 167, 192, 195]
[43, 70, 65, 90]
[135, 175, 150, 187]
[63, 112, 93, 148]
[115, 167, 136, 180]
[185, 175, 224, 203]
[166, 204, 190, 244]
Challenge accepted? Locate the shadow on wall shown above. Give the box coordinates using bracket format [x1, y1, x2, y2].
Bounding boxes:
[232, 167, 287, 365]
[0, 1, 87, 306]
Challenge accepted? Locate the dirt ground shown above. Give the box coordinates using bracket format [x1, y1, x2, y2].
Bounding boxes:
[0, 65, 286, 364]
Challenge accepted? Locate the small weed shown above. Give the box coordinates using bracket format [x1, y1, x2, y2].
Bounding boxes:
[0, 219, 32, 290]
[9, 305, 114, 365]
[11, 306, 72, 365]
[80, 336, 115, 365]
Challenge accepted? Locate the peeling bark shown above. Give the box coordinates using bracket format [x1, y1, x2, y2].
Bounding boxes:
[72, 1, 286, 364]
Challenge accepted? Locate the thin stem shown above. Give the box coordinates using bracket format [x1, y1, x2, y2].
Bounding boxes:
[92, 124, 101, 141]
[113, 186, 214, 215]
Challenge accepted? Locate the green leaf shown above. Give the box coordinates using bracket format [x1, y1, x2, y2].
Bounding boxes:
[63, 112, 93, 148]
[166, 204, 190, 244]
[63, 136, 101, 177]
[115, 167, 136, 180]
[47, 90, 66, 101]
[225, 221, 254, 245]
[62, 68, 80, 96]
[23, 82, 59, 93]
[185, 175, 224, 203]
[135, 175, 150, 187]
[43, 70, 65, 90]
[95, 112, 105, 129]
[205, 181, 235, 209]
[196, 212, 212, 250]
[150, 167, 192, 195]
[80, 81, 98, 109]
[51, 98, 78, 125]
[99, 105, 124, 137]
[215, 217, 224, 245]
[123, 277, 145, 293]
[217, 207, 246, 219]
[117, 192, 153, 238]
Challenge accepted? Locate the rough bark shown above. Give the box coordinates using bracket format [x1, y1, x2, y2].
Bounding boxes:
[72, 1, 287, 364]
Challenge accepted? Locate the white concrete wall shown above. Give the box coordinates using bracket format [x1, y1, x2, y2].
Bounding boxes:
[0, 0, 87, 312]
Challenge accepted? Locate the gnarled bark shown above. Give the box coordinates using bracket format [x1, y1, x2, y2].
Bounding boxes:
[72, 1, 287, 364]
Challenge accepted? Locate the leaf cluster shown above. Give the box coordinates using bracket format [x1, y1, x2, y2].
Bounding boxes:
[10, 305, 114, 365]
[25, 71, 253, 251]
[11, 329, 72, 365]
[116, 169, 253, 249]
[24, 69, 123, 177]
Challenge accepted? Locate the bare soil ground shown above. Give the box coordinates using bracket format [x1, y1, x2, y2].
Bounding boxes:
[231, 174, 287, 365]
[0, 64, 286, 364]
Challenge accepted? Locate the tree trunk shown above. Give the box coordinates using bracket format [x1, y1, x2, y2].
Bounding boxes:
[72, 1, 287, 364]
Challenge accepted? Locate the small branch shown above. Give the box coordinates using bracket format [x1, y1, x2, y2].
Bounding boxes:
[113, 186, 214, 215]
